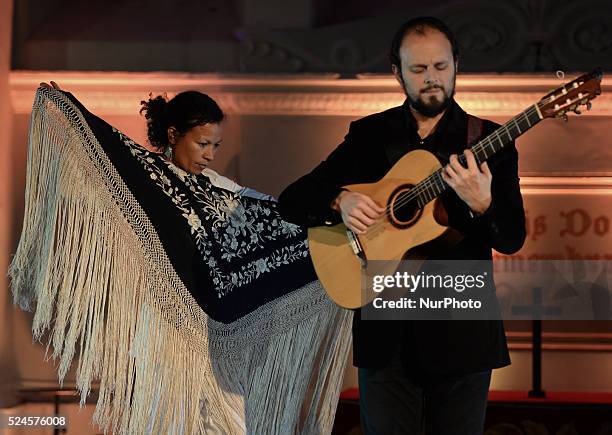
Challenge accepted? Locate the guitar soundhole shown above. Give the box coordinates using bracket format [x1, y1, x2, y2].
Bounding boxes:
[388, 184, 422, 229]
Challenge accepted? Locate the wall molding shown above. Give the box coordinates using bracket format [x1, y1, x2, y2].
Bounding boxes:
[519, 176, 612, 193]
[10, 71, 612, 117]
[507, 332, 612, 351]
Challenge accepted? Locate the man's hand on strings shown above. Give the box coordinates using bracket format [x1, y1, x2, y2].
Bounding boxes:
[39, 81, 61, 90]
[441, 148, 492, 215]
[332, 191, 385, 234]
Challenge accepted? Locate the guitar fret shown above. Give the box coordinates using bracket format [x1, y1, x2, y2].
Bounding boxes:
[424, 189, 432, 202]
[513, 117, 522, 134]
[416, 184, 425, 207]
[487, 142, 493, 159]
[428, 180, 437, 200]
[480, 144, 488, 162]
[530, 105, 542, 124]
[429, 178, 437, 196]
[496, 130, 503, 149]
[534, 103, 543, 120]
[489, 139, 495, 155]
[427, 187, 435, 202]
[523, 111, 532, 128]
[435, 175, 444, 194]
[486, 137, 495, 155]
[428, 175, 441, 200]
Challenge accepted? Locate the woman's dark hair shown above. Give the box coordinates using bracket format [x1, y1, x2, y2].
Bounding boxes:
[389, 16, 459, 73]
[140, 90, 225, 150]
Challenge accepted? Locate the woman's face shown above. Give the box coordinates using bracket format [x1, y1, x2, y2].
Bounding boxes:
[169, 123, 223, 174]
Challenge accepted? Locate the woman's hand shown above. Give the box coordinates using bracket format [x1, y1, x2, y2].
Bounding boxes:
[39, 81, 61, 90]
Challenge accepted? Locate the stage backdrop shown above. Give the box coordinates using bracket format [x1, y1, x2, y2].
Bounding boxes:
[6, 71, 612, 396]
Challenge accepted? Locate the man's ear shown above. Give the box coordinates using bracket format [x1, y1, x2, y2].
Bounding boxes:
[167, 126, 177, 145]
[392, 64, 404, 88]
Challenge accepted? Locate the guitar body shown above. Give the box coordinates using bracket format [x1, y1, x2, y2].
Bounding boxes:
[308, 149, 449, 309]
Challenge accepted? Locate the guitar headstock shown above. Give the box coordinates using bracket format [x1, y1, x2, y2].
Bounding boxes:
[538, 68, 603, 119]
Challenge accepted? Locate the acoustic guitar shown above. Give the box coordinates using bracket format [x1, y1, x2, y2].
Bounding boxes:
[308, 69, 603, 309]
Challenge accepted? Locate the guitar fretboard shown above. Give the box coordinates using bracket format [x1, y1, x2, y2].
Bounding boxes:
[412, 103, 543, 208]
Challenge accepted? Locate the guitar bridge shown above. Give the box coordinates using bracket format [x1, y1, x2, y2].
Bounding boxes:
[346, 229, 367, 267]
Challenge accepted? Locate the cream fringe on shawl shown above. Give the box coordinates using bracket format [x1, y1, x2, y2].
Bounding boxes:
[9, 89, 352, 434]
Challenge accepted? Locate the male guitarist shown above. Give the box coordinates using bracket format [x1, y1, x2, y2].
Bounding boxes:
[278, 16, 526, 435]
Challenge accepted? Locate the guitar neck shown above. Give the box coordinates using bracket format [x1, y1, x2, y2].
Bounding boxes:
[414, 103, 543, 208]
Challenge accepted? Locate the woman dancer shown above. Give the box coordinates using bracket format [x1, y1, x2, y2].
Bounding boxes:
[10, 82, 351, 434]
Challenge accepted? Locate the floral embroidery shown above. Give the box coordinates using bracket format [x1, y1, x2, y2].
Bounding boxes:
[184, 209, 202, 233]
[113, 128, 309, 298]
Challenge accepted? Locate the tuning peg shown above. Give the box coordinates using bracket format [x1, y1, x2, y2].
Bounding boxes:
[562, 113, 569, 122]
[574, 108, 582, 115]
[587, 101, 592, 110]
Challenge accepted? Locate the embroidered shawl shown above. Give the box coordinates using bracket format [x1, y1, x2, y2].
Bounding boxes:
[10, 88, 352, 434]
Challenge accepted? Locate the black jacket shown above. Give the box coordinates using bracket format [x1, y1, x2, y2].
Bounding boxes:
[278, 99, 526, 375]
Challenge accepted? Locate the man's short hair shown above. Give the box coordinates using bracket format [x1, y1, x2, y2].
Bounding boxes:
[389, 16, 459, 72]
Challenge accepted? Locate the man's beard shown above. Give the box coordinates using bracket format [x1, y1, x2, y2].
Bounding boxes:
[405, 80, 455, 117]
